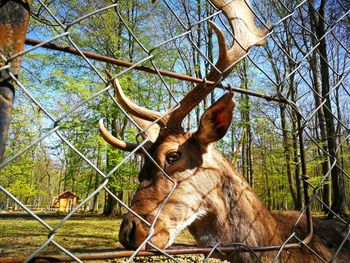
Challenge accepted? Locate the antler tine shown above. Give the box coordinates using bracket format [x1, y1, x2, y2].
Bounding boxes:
[132, 116, 161, 143]
[165, 21, 229, 127]
[166, 0, 269, 128]
[98, 119, 157, 154]
[105, 70, 167, 127]
[216, 0, 268, 47]
[99, 119, 139, 152]
[100, 71, 162, 152]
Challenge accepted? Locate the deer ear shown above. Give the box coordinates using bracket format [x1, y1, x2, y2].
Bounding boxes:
[194, 92, 235, 146]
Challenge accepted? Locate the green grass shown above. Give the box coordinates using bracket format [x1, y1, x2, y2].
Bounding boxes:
[0, 213, 196, 259]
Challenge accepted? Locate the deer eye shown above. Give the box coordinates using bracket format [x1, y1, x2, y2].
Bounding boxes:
[166, 152, 181, 164]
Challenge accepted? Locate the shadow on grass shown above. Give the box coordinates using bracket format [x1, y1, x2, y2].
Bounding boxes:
[0, 211, 124, 220]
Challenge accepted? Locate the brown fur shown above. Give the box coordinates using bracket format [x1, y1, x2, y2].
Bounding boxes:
[118, 94, 350, 262]
[119, 132, 350, 262]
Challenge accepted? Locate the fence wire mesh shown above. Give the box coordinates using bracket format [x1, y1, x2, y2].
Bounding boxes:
[0, 0, 349, 262]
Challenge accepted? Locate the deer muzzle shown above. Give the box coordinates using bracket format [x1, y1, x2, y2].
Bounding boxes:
[119, 214, 171, 250]
[119, 215, 148, 250]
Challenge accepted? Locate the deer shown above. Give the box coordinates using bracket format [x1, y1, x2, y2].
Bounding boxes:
[99, 0, 350, 262]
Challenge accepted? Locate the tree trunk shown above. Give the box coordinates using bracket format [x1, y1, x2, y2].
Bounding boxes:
[239, 60, 253, 185]
[0, 0, 32, 162]
[309, 0, 347, 217]
[279, 103, 298, 208]
[290, 112, 303, 210]
[265, 42, 301, 209]
[306, 3, 331, 212]
[90, 143, 101, 213]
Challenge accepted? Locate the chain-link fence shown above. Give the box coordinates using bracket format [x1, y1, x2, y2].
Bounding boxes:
[0, 0, 349, 262]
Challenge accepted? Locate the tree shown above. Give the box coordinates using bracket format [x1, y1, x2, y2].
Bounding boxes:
[308, 0, 347, 217]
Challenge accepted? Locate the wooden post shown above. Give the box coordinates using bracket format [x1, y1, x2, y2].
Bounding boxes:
[0, 0, 32, 161]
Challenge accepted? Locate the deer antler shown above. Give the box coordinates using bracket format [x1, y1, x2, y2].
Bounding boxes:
[98, 71, 161, 152]
[166, 0, 269, 127]
[105, 70, 166, 126]
[99, 119, 139, 151]
[100, 0, 268, 151]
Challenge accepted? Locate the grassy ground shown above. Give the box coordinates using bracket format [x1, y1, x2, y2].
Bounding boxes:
[0, 212, 225, 262]
[0, 213, 122, 257]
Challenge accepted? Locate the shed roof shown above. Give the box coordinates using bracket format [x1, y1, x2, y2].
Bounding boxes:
[58, 190, 77, 198]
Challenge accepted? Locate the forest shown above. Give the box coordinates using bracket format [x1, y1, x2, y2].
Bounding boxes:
[0, 0, 349, 219]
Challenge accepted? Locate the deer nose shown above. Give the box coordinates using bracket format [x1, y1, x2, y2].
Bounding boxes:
[119, 218, 137, 249]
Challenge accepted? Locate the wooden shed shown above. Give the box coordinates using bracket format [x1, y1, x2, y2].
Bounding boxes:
[54, 190, 78, 212]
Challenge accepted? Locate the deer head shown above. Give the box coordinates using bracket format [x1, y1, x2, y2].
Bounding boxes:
[99, 0, 269, 250]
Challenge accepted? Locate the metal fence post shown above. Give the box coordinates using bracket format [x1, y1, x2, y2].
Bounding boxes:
[0, 0, 32, 161]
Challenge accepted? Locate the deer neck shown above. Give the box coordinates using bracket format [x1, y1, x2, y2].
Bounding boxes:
[188, 154, 283, 248]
